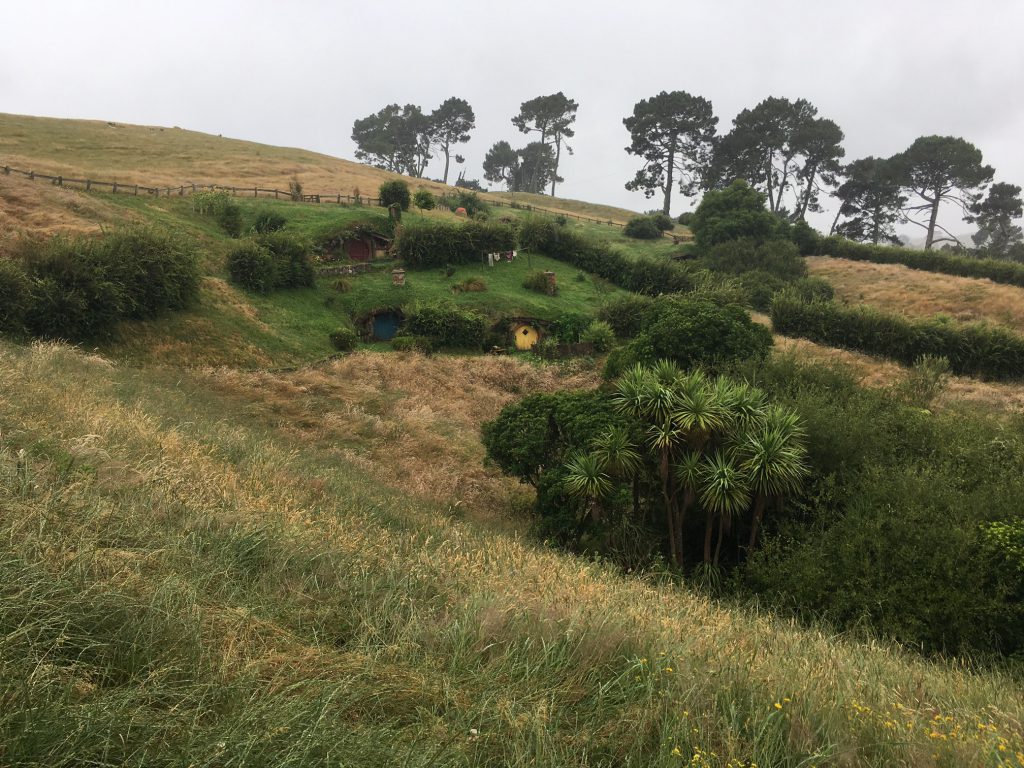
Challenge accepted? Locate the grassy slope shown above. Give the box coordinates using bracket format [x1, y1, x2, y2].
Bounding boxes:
[2, 340, 1022, 767]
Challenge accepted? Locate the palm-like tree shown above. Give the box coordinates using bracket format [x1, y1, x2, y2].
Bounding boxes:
[563, 451, 613, 524]
[592, 426, 643, 518]
[699, 450, 751, 565]
[742, 406, 808, 553]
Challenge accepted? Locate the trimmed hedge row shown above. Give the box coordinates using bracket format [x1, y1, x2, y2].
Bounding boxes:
[519, 218, 700, 295]
[393, 220, 516, 269]
[227, 233, 315, 293]
[770, 292, 1024, 381]
[404, 302, 487, 349]
[818, 235, 1024, 288]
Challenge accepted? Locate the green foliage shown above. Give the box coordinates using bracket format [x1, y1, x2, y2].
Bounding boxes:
[734, 270, 787, 312]
[649, 212, 675, 232]
[15, 228, 200, 340]
[623, 216, 663, 240]
[403, 301, 487, 349]
[701, 238, 807, 281]
[769, 292, 1024, 380]
[581, 320, 616, 352]
[378, 180, 411, 211]
[550, 312, 592, 343]
[691, 180, 780, 248]
[216, 201, 243, 238]
[391, 335, 434, 353]
[819, 234, 1024, 287]
[519, 217, 702, 295]
[328, 327, 359, 352]
[253, 210, 287, 234]
[0, 258, 33, 335]
[522, 270, 552, 294]
[256, 232, 316, 289]
[412, 189, 436, 211]
[790, 219, 820, 255]
[596, 293, 654, 338]
[393, 220, 516, 269]
[677, 211, 695, 226]
[227, 241, 277, 294]
[444, 189, 489, 217]
[606, 295, 772, 377]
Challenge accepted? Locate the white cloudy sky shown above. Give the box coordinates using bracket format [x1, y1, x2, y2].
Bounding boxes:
[3, 0, 1023, 235]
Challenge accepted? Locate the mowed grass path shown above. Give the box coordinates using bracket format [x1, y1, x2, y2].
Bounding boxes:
[1, 340, 1022, 767]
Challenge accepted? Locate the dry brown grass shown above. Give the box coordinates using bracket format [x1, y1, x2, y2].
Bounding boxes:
[196, 352, 601, 526]
[807, 255, 1024, 332]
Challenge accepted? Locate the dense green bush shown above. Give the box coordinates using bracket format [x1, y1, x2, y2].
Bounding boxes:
[519, 217, 701, 295]
[100, 228, 202, 318]
[378, 180, 411, 211]
[551, 313, 593, 343]
[227, 241, 277, 294]
[649, 212, 675, 232]
[818, 235, 1024, 288]
[734, 270, 788, 312]
[677, 211, 695, 226]
[790, 219, 820, 256]
[393, 220, 516, 269]
[623, 216, 663, 239]
[605, 295, 772, 377]
[253, 210, 287, 234]
[413, 189, 436, 211]
[14, 228, 200, 340]
[596, 293, 654, 338]
[522, 270, 552, 294]
[404, 302, 487, 349]
[328, 327, 359, 352]
[445, 190, 489, 217]
[702, 238, 807, 282]
[770, 293, 1024, 380]
[257, 232, 315, 289]
[0, 258, 35, 335]
[691, 180, 781, 248]
[581, 319, 616, 352]
[216, 202, 243, 238]
[391, 335, 434, 353]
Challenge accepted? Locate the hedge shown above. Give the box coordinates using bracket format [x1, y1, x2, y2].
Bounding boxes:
[769, 292, 1024, 381]
[403, 302, 488, 349]
[227, 233, 315, 293]
[818, 235, 1024, 288]
[393, 220, 517, 269]
[518, 218, 700, 295]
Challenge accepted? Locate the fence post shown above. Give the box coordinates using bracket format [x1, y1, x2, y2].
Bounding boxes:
[56, 176, 63, 186]
[85, 179, 91, 191]
[28, 171, 34, 180]
[134, 185, 139, 195]
[191, 183, 196, 194]
[112, 181, 118, 194]
[1, 166, 8, 175]
[337, 194, 341, 204]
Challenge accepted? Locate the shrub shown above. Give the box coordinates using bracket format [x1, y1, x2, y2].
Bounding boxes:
[452, 276, 486, 293]
[328, 327, 359, 352]
[702, 239, 807, 281]
[333, 277, 353, 293]
[677, 211, 695, 226]
[99, 227, 201, 318]
[253, 210, 287, 234]
[393, 220, 517, 269]
[0, 258, 33, 335]
[790, 275, 834, 303]
[404, 302, 487, 349]
[256, 232, 315, 289]
[597, 293, 654, 338]
[391, 335, 434, 353]
[623, 216, 663, 240]
[519, 217, 702, 296]
[215, 201, 243, 238]
[690, 180, 779, 248]
[227, 241, 277, 293]
[790, 219, 820, 255]
[649, 213, 675, 232]
[445, 190, 489, 217]
[551, 312, 592, 343]
[581, 319, 616, 352]
[522, 270, 551, 294]
[734, 270, 788, 312]
[378, 180, 411, 211]
[769, 292, 1024, 381]
[605, 295, 772, 377]
[413, 189, 436, 211]
[289, 177, 303, 201]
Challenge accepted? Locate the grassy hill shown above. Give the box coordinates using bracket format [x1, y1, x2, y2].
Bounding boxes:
[2, 112, 1024, 765]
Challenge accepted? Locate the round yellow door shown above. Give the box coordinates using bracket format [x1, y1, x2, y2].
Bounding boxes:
[513, 324, 539, 350]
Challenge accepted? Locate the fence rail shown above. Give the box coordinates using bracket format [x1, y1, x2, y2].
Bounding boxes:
[1, 161, 683, 239]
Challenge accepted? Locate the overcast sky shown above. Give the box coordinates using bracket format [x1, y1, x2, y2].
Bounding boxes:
[4, 1, 1023, 236]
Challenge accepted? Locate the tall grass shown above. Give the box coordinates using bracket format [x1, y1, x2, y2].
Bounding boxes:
[0, 341, 1021, 766]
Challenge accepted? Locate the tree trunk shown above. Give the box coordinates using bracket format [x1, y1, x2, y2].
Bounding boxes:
[765, 153, 776, 212]
[663, 142, 676, 216]
[828, 207, 841, 236]
[925, 191, 940, 249]
[747, 494, 766, 553]
[660, 452, 678, 567]
[551, 136, 562, 197]
[442, 146, 451, 185]
[703, 507, 715, 564]
[798, 163, 818, 220]
[713, 514, 726, 567]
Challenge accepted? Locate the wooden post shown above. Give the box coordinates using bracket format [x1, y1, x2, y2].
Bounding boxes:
[133, 185, 138, 195]
[254, 186, 258, 197]
[85, 179, 91, 191]
[1, 166, 8, 175]
[28, 171, 34, 180]
[544, 271, 557, 296]
[274, 189, 279, 199]
[112, 181, 118, 194]
[391, 269, 406, 287]
[56, 176, 63, 186]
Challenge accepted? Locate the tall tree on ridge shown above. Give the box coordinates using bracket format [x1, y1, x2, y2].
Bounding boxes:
[970, 182, 1023, 257]
[623, 90, 718, 216]
[512, 92, 578, 196]
[351, 103, 431, 177]
[833, 156, 906, 244]
[430, 97, 475, 185]
[482, 141, 520, 191]
[890, 135, 993, 249]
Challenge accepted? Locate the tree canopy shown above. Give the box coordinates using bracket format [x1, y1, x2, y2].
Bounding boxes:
[971, 181, 1024, 257]
[512, 92, 578, 196]
[430, 97, 475, 185]
[623, 90, 718, 216]
[833, 156, 906, 245]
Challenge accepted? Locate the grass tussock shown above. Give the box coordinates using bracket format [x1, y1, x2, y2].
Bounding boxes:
[0, 340, 1022, 766]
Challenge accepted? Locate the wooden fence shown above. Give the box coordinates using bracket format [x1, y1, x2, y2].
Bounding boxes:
[1, 161, 684, 239]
